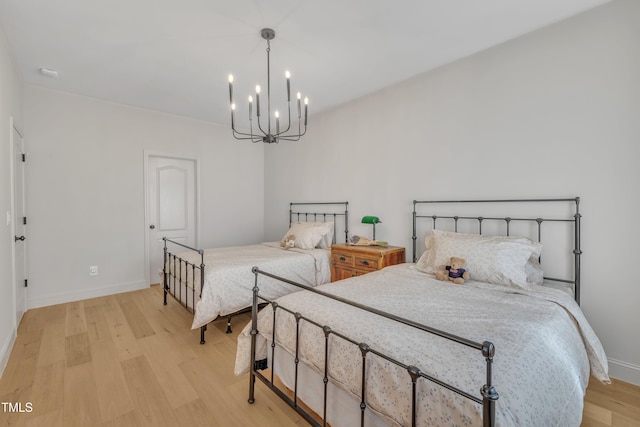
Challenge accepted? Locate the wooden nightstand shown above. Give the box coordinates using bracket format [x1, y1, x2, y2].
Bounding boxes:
[330, 244, 405, 282]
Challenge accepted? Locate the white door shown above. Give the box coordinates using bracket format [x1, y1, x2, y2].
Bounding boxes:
[12, 123, 27, 325]
[147, 156, 197, 285]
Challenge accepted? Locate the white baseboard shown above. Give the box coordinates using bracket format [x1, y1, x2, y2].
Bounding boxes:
[0, 328, 17, 380]
[27, 280, 148, 309]
[608, 358, 640, 387]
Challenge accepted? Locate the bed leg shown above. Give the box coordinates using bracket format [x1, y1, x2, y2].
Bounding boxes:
[163, 273, 167, 305]
[248, 371, 256, 404]
[200, 325, 206, 345]
[162, 238, 168, 306]
[226, 315, 233, 334]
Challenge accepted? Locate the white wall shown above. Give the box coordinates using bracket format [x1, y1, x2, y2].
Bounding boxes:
[265, 0, 640, 385]
[23, 85, 265, 308]
[0, 26, 23, 374]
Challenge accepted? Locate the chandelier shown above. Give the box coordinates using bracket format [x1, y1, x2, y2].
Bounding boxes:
[228, 28, 308, 143]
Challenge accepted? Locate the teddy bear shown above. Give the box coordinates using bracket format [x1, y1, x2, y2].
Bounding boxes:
[435, 256, 470, 284]
[280, 234, 295, 249]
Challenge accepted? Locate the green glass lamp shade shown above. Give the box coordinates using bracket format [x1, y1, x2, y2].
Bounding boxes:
[361, 216, 381, 225]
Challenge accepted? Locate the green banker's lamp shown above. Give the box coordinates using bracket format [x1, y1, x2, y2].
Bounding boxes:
[361, 216, 381, 240]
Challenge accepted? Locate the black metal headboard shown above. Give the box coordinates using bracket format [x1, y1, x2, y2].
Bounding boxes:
[412, 198, 581, 304]
[289, 201, 349, 244]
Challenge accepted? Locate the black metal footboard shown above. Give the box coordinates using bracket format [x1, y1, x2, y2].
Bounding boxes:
[247, 267, 498, 427]
[162, 238, 257, 343]
[162, 237, 209, 344]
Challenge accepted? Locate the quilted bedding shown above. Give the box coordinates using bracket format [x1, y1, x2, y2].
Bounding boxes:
[169, 242, 331, 329]
[235, 263, 609, 427]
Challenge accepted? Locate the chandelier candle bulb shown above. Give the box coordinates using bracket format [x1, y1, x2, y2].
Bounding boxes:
[297, 92, 301, 118]
[304, 97, 309, 125]
[255, 85, 261, 117]
[228, 74, 234, 104]
[285, 70, 291, 101]
[275, 111, 280, 134]
[248, 96, 253, 118]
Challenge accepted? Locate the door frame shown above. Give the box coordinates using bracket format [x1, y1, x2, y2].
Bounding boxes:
[143, 150, 201, 286]
[9, 116, 26, 330]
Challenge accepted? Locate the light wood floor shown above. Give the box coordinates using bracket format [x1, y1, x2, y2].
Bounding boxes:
[0, 286, 638, 427]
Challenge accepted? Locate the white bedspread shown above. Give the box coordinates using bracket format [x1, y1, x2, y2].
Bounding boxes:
[235, 264, 609, 427]
[171, 242, 330, 329]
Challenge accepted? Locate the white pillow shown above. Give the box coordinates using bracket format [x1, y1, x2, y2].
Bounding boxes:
[415, 234, 436, 273]
[416, 230, 542, 289]
[307, 222, 334, 248]
[282, 222, 333, 250]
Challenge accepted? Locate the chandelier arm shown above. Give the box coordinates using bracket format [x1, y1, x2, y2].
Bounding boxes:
[276, 101, 293, 136]
[232, 129, 252, 138]
[232, 130, 262, 142]
[231, 123, 257, 138]
[254, 86, 269, 137]
[277, 124, 308, 141]
[233, 134, 261, 141]
[296, 125, 308, 138]
[276, 116, 306, 139]
[255, 112, 269, 137]
[230, 105, 258, 139]
[232, 120, 264, 142]
[232, 131, 259, 140]
[277, 132, 304, 141]
[231, 117, 264, 142]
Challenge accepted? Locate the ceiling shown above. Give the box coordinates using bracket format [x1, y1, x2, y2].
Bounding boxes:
[0, 0, 609, 125]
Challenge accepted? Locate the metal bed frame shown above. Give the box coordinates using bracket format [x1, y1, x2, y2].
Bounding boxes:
[162, 201, 349, 344]
[246, 198, 582, 427]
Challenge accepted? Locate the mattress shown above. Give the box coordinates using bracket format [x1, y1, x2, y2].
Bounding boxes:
[235, 263, 609, 427]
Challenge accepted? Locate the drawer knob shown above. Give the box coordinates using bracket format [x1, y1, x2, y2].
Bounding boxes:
[340, 256, 346, 261]
[361, 260, 369, 266]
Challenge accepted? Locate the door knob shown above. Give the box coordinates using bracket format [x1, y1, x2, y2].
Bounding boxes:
[150, 225, 155, 229]
[14, 235, 25, 242]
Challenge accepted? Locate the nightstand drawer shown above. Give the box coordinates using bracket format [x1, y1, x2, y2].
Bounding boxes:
[332, 253, 354, 267]
[354, 256, 379, 270]
[330, 244, 405, 282]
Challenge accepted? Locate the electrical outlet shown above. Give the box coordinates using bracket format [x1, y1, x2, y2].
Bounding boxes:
[89, 266, 98, 276]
